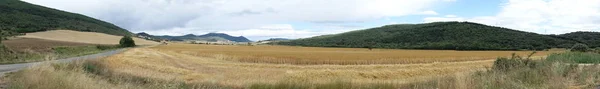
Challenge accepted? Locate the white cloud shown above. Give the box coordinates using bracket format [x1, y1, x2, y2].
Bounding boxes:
[424, 0, 600, 34]
[22, 0, 452, 40]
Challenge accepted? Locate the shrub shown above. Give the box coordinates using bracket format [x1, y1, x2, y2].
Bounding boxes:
[95, 45, 120, 50]
[492, 52, 537, 71]
[570, 43, 590, 52]
[119, 36, 136, 47]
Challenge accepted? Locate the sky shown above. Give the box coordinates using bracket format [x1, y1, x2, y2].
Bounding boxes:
[21, 0, 600, 41]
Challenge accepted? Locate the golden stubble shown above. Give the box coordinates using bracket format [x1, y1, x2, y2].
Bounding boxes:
[99, 43, 560, 87]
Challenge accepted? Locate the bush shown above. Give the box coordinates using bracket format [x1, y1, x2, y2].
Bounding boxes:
[570, 43, 590, 52]
[492, 52, 537, 71]
[95, 45, 120, 50]
[119, 36, 136, 47]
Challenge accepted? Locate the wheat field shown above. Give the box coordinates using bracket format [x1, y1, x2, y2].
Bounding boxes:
[152, 44, 559, 65]
[94, 43, 561, 87]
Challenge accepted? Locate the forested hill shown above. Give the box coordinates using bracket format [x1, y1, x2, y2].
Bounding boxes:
[558, 32, 600, 48]
[0, 0, 131, 36]
[279, 22, 578, 50]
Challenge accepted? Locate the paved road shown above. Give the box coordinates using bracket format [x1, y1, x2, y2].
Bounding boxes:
[0, 48, 127, 76]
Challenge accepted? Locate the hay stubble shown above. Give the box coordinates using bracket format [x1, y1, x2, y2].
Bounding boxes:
[99, 43, 559, 87]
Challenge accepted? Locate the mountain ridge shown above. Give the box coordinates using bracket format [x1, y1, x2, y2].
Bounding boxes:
[139, 32, 252, 42]
[0, 0, 132, 36]
[279, 21, 583, 50]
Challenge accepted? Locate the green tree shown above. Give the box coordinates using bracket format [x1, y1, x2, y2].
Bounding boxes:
[570, 43, 589, 52]
[119, 36, 136, 47]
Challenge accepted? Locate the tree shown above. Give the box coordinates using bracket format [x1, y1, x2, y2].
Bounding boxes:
[119, 36, 136, 47]
[570, 43, 589, 52]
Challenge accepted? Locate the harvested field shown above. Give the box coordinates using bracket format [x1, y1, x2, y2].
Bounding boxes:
[93, 43, 561, 87]
[19, 30, 158, 45]
[1, 38, 95, 53]
[153, 44, 561, 65]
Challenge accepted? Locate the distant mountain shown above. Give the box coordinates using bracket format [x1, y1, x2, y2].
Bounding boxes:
[264, 38, 292, 41]
[279, 22, 578, 50]
[558, 31, 600, 48]
[0, 0, 132, 36]
[148, 33, 252, 42]
[136, 32, 152, 37]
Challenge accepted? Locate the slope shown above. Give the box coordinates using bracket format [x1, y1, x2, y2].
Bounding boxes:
[0, 0, 131, 36]
[279, 22, 577, 50]
[20, 30, 158, 45]
[558, 31, 600, 48]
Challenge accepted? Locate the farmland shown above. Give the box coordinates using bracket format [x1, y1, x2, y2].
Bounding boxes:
[0, 38, 120, 64]
[80, 43, 558, 87]
[2, 38, 95, 53]
[153, 44, 560, 65]
[19, 30, 159, 45]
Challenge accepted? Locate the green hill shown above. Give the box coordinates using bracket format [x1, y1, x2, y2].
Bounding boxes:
[0, 0, 131, 36]
[558, 32, 600, 48]
[279, 22, 578, 50]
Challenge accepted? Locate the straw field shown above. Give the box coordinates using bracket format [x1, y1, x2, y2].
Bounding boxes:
[152, 44, 559, 65]
[92, 43, 560, 87]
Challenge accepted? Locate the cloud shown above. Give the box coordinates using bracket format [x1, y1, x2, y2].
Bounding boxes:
[21, 0, 452, 40]
[424, 0, 600, 34]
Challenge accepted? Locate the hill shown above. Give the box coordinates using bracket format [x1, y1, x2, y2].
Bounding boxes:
[558, 31, 600, 48]
[151, 33, 252, 42]
[0, 0, 131, 36]
[20, 30, 158, 45]
[264, 38, 292, 41]
[279, 22, 578, 50]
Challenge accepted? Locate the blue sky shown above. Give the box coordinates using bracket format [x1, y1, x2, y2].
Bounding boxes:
[21, 0, 600, 40]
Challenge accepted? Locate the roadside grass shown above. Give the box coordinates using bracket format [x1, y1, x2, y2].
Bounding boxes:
[405, 52, 600, 89]
[6, 60, 235, 89]
[0, 45, 120, 64]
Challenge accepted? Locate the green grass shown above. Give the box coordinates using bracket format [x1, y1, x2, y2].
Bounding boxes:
[546, 52, 600, 63]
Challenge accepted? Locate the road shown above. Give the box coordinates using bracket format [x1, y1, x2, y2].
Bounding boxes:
[0, 48, 127, 76]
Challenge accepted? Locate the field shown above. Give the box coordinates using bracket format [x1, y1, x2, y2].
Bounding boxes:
[71, 43, 557, 88]
[153, 44, 559, 65]
[8, 43, 600, 89]
[2, 38, 95, 53]
[0, 38, 120, 64]
[19, 30, 159, 45]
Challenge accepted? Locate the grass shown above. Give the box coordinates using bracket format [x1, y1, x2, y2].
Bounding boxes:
[406, 52, 600, 89]
[0, 45, 119, 64]
[7, 44, 597, 89]
[6, 60, 237, 89]
[546, 52, 600, 63]
[153, 43, 559, 65]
